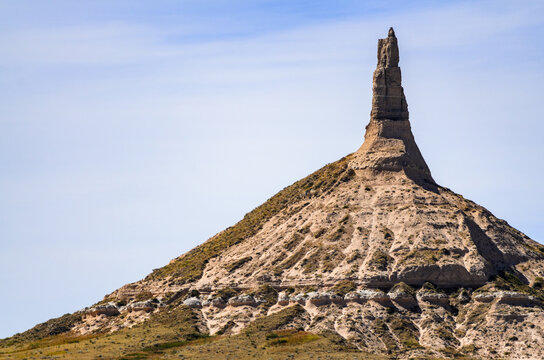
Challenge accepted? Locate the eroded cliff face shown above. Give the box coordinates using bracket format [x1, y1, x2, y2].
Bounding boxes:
[4, 28, 544, 360]
[358, 27, 432, 182]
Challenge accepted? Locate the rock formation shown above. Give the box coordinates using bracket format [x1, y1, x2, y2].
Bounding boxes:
[356, 27, 432, 181]
[372, 27, 406, 121]
[3, 28, 544, 360]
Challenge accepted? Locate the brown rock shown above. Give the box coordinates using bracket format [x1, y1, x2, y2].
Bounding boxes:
[354, 27, 433, 181]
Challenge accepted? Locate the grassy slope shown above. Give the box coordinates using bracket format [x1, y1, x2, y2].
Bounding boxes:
[0, 305, 386, 360]
[0, 155, 357, 356]
[0, 155, 354, 348]
[147, 154, 354, 283]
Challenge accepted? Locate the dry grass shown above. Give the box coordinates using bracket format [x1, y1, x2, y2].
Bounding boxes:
[147, 155, 354, 284]
[0, 304, 387, 360]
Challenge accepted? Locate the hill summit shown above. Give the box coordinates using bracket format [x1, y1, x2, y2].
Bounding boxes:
[3, 28, 544, 360]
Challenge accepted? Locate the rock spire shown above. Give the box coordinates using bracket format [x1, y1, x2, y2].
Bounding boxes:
[371, 27, 407, 121]
[356, 27, 433, 182]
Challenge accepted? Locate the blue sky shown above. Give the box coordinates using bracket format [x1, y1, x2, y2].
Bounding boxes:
[1, 0, 543, 338]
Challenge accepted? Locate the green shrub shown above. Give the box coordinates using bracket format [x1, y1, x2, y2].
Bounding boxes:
[216, 288, 237, 301]
[331, 280, 356, 296]
[389, 282, 415, 295]
[369, 250, 391, 271]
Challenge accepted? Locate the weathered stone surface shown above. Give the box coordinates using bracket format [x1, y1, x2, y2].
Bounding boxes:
[306, 291, 330, 305]
[126, 300, 160, 313]
[388, 290, 416, 306]
[354, 27, 433, 181]
[344, 289, 389, 304]
[473, 291, 540, 305]
[291, 293, 308, 305]
[416, 290, 449, 305]
[183, 297, 202, 308]
[371, 27, 407, 122]
[277, 292, 290, 306]
[87, 302, 120, 317]
[211, 298, 226, 308]
[227, 295, 259, 307]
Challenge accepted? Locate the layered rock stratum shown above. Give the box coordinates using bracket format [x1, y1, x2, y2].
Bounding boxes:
[2, 28, 544, 360]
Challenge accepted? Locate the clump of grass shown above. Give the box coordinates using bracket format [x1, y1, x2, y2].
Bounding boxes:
[134, 291, 154, 302]
[0, 312, 83, 346]
[389, 282, 415, 296]
[421, 282, 437, 292]
[331, 280, 356, 296]
[226, 256, 253, 273]
[346, 250, 361, 264]
[436, 325, 459, 346]
[533, 277, 544, 290]
[148, 155, 354, 284]
[493, 272, 544, 301]
[371, 319, 396, 351]
[464, 303, 489, 328]
[322, 249, 345, 272]
[460, 343, 478, 353]
[302, 251, 321, 274]
[283, 232, 304, 251]
[273, 247, 307, 276]
[327, 226, 346, 242]
[245, 304, 306, 335]
[340, 168, 356, 182]
[400, 249, 441, 265]
[381, 227, 394, 241]
[247, 284, 277, 309]
[216, 288, 238, 301]
[369, 250, 392, 271]
[266, 330, 319, 346]
[388, 316, 421, 349]
[313, 228, 327, 238]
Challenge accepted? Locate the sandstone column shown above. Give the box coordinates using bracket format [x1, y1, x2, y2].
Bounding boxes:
[356, 28, 434, 183]
[371, 27, 408, 122]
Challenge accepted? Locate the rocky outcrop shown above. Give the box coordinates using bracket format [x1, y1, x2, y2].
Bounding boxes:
[305, 291, 342, 306]
[277, 292, 290, 306]
[344, 289, 389, 304]
[227, 295, 261, 307]
[126, 300, 159, 313]
[416, 289, 449, 305]
[86, 302, 120, 317]
[354, 27, 433, 181]
[371, 27, 407, 122]
[473, 291, 540, 305]
[183, 297, 202, 308]
[388, 288, 416, 307]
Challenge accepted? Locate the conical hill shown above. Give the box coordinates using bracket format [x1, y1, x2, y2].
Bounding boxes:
[138, 27, 543, 292]
[3, 28, 544, 360]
